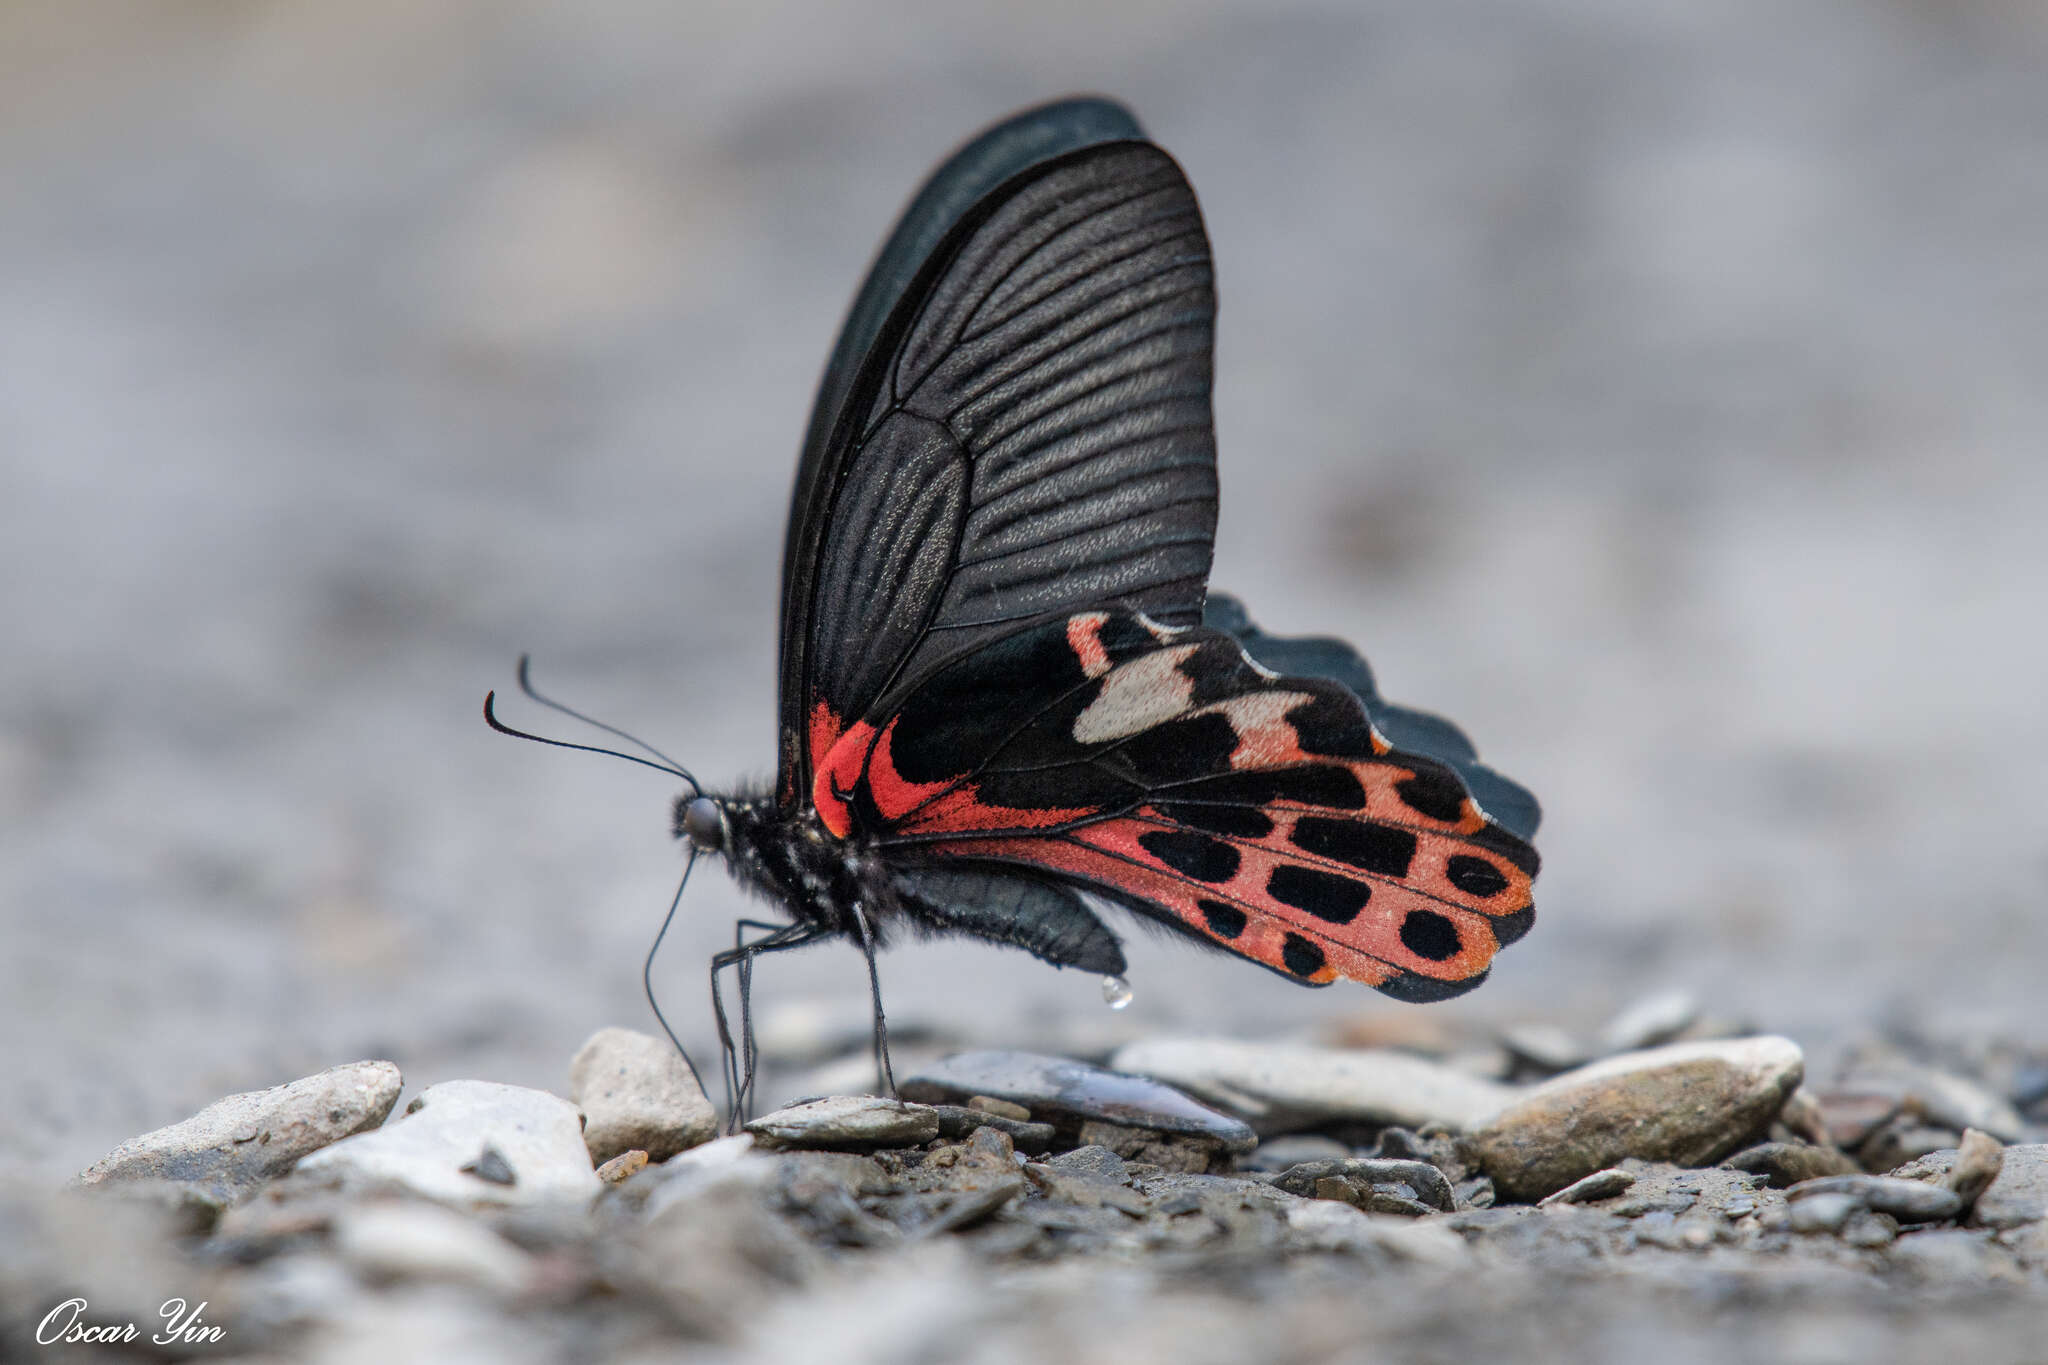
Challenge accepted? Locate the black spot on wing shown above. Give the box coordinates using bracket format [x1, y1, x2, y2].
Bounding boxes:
[1265, 866, 1371, 925]
[1398, 909, 1462, 962]
[1281, 933, 1326, 979]
[1137, 829, 1240, 883]
[1445, 855, 1510, 898]
[1197, 899, 1247, 939]
[1394, 768, 1467, 823]
[1291, 817, 1418, 878]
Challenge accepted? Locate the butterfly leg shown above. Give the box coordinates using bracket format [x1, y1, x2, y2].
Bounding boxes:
[848, 902, 896, 1097]
[710, 919, 829, 1130]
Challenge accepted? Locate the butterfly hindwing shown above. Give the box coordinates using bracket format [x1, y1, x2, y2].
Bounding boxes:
[816, 608, 1537, 1000]
[777, 101, 1218, 807]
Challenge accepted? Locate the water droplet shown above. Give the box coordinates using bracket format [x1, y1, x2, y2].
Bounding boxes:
[1101, 975, 1133, 1010]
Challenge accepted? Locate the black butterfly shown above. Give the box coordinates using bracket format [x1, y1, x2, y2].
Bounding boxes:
[491, 98, 1540, 1120]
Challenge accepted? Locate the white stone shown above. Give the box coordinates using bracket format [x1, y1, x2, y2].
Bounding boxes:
[1109, 1038, 1519, 1133]
[294, 1080, 598, 1208]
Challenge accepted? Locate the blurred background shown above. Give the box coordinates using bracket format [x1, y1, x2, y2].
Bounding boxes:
[4, 0, 2045, 1185]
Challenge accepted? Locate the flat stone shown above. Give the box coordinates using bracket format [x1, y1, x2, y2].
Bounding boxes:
[1462, 1036, 1804, 1202]
[76, 1061, 403, 1206]
[745, 1095, 940, 1150]
[1271, 1158, 1455, 1212]
[901, 1050, 1255, 1152]
[1108, 1038, 1517, 1134]
[333, 1201, 534, 1295]
[293, 1080, 598, 1207]
[1787, 1175, 1962, 1223]
[1596, 989, 1700, 1054]
[1724, 1141, 1860, 1187]
[1042, 1145, 1130, 1182]
[568, 1026, 717, 1163]
[967, 1096, 1030, 1122]
[1539, 1168, 1636, 1207]
[1812, 1089, 1904, 1150]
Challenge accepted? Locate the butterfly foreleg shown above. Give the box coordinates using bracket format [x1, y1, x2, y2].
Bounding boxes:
[709, 918, 830, 1130]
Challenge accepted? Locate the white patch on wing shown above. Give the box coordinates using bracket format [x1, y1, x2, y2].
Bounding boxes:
[1073, 645, 1201, 744]
[1196, 691, 1315, 769]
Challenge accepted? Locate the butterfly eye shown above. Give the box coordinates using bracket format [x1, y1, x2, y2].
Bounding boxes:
[682, 797, 725, 851]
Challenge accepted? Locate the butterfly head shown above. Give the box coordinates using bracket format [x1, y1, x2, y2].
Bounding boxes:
[678, 794, 727, 853]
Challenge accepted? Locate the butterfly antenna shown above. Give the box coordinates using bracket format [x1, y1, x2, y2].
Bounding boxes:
[483, 691, 696, 787]
[643, 848, 714, 1104]
[515, 655, 700, 791]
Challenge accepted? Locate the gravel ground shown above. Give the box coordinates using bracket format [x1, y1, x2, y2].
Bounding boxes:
[5, 2, 2046, 1358]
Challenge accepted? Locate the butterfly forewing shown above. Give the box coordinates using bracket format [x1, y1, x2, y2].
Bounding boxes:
[778, 120, 1217, 808]
[815, 608, 1537, 1001]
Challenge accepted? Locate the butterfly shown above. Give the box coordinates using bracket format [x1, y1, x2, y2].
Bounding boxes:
[491, 98, 1539, 1118]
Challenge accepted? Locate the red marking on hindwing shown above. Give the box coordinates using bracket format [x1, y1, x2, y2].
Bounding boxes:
[1066, 612, 1113, 679]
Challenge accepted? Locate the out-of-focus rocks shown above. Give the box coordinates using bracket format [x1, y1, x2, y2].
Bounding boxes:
[332, 1201, 534, 1295]
[76, 1061, 403, 1206]
[745, 1096, 941, 1150]
[901, 1051, 1255, 1166]
[1500, 1023, 1592, 1076]
[1462, 1037, 1804, 1201]
[293, 1080, 597, 1208]
[1596, 989, 1701, 1054]
[1243, 1135, 1352, 1172]
[1108, 1038, 1516, 1133]
[1893, 1143, 2048, 1229]
[1835, 1057, 2028, 1143]
[568, 1027, 717, 1163]
[595, 1150, 648, 1184]
[1942, 1129, 2005, 1210]
[930, 1104, 1054, 1153]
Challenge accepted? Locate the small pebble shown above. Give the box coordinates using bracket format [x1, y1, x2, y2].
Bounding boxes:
[967, 1096, 1031, 1122]
[596, 1150, 649, 1184]
[1724, 1141, 1860, 1187]
[930, 1105, 1055, 1154]
[1944, 1128, 2005, 1211]
[1539, 1168, 1636, 1207]
[1788, 1191, 1860, 1234]
[1500, 1023, 1591, 1075]
[1271, 1159, 1455, 1213]
[902, 1051, 1254, 1153]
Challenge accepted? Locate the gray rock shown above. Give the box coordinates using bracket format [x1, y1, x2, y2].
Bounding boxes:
[1723, 1141, 1860, 1187]
[901, 1050, 1255, 1152]
[1938, 1142, 2048, 1229]
[1812, 1089, 1905, 1150]
[746, 1095, 940, 1150]
[332, 1201, 535, 1295]
[1243, 1135, 1352, 1172]
[1839, 1208, 1898, 1247]
[75, 1060, 402, 1206]
[1596, 989, 1700, 1054]
[1500, 1023, 1592, 1075]
[1108, 1038, 1517, 1134]
[1463, 1036, 1804, 1202]
[1538, 1168, 1636, 1207]
[1271, 1158, 1455, 1213]
[1788, 1191, 1860, 1234]
[293, 1080, 598, 1207]
[1786, 1175, 1962, 1223]
[568, 1026, 717, 1163]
